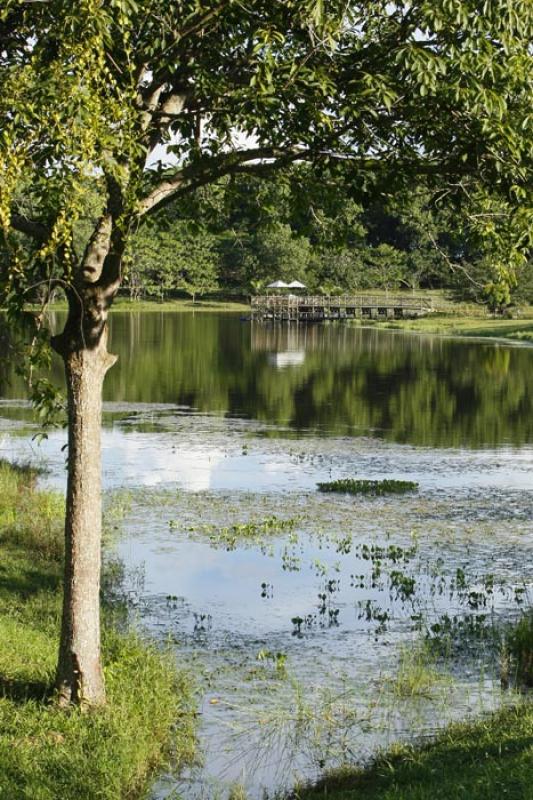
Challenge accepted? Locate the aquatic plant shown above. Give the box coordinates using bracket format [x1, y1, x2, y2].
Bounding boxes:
[221, 674, 371, 785]
[508, 610, 533, 687]
[257, 649, 288, 678]
[317, 479, 419, 496]
[228, 784, 248, 800]
[172, 514, 301, 550]
[385, 645, 450, 699]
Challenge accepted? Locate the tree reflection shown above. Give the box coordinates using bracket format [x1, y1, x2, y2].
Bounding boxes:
[1, 312, 532, 448]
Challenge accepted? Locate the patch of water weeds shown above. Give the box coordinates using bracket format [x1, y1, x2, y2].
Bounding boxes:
[109, 481, 533, 800]
[151, 632, 516, 800]
[172, 514, 302, 550]
[317, 479, 419, 496]
[165, 503, 528, 652]
[381, 642, 453, 699]
[132, 488, 533, 666]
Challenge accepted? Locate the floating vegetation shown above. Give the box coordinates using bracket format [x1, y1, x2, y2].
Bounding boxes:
[426, 613, 498, 654]
[317, 478, 419, 496]
[170, 513, 301, 549]
[90, 482, 533, 798]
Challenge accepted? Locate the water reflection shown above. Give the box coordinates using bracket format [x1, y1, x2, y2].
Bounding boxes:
[1, 311, 532, 447]
[1, 311, 533, 799]
[266, 350, 306, 368]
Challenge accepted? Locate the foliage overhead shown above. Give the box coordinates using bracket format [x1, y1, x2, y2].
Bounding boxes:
[0, 0, 531, 323]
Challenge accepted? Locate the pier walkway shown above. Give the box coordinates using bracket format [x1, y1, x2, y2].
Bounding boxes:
[251, 294, 433, 322]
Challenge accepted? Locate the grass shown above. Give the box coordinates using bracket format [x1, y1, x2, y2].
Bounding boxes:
[291, 702, 533, 800]
[176, 514, 301, 549]
[508, 611, 533, 687]
[384, 646, 449, 699]
[41, 291, 533, 343]
[0, 460, 196, 800]
[368, 312, 533, 343]
[317, 479, 419, 496]
[47, 296, 250, 313]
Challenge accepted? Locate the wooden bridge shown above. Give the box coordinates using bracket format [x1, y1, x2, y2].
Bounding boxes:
[251, 294, 434, 322]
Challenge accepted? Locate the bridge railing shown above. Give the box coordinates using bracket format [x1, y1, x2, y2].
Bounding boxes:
[251, 294, 433, 310]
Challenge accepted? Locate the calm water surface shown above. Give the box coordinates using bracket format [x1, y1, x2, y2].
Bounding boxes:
[1, 311, 532, 798]
[2, 311, 533, 447]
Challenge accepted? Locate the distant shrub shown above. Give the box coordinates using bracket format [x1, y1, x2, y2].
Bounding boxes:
[317, 478, 419, 496]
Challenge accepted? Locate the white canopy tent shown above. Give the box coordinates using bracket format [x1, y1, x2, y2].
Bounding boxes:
[286, 280, 306, 289]
[266, 280, 289, 289]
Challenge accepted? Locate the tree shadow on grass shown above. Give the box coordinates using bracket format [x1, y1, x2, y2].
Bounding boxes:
[0, 551, 59, 705]
[0, 676, 53, 704]
[0, 562, 59, 600]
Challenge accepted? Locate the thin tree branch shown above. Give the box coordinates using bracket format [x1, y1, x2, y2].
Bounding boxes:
[157, 2, 229, 60]
[427, 230, 484, 288]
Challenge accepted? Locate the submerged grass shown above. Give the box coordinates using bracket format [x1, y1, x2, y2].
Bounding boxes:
[317, 479, 419, 496]
[0, 460, 196, 800]
[291, 702, 533, 800]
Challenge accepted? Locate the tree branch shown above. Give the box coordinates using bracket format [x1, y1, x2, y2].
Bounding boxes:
[138, 146, 311, 216]
[10, 213, 49, 241]
[426, 229, 484, 288]
[79, 214, 112, 285]
[156, 2, 229, 61]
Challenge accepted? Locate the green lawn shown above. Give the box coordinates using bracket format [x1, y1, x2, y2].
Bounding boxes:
[0, 461, 196, 800]
[55, 296, 250, 313]
[374, 313, 533, 342]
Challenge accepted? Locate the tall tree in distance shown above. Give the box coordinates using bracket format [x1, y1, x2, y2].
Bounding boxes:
[1, 0, 531, 706]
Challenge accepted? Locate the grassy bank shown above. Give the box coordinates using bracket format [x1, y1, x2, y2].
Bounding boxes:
[39, 294, 533, 343]
[47, 296, 250, 313]
[105, 296, 533, 343]
[111, 297, 250, 313]
[0, 461, 196, 800]
[293, 702, 533, 800]
[372, 313, 533, 343]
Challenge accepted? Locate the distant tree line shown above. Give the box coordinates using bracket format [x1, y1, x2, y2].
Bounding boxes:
[4, 166, 530, 311]
[122, 166, 532, 309]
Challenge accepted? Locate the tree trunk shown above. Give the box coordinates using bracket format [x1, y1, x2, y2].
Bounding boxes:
[54, 324, 117, 707]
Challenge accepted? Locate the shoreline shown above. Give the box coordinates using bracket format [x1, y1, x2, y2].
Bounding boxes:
[292, 701, 533, 800]
[0, 461, 196, 800]
[38, 298, 533, 346]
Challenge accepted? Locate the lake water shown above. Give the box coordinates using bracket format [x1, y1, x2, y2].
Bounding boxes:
[1, 311, 532, 798]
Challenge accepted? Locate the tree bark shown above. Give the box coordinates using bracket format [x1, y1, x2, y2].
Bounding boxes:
[53, 322, 117, 707]
[49, 208, 125, 707]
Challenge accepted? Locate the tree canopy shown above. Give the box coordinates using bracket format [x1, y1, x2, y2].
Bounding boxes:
[2, 0, 531, 311]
